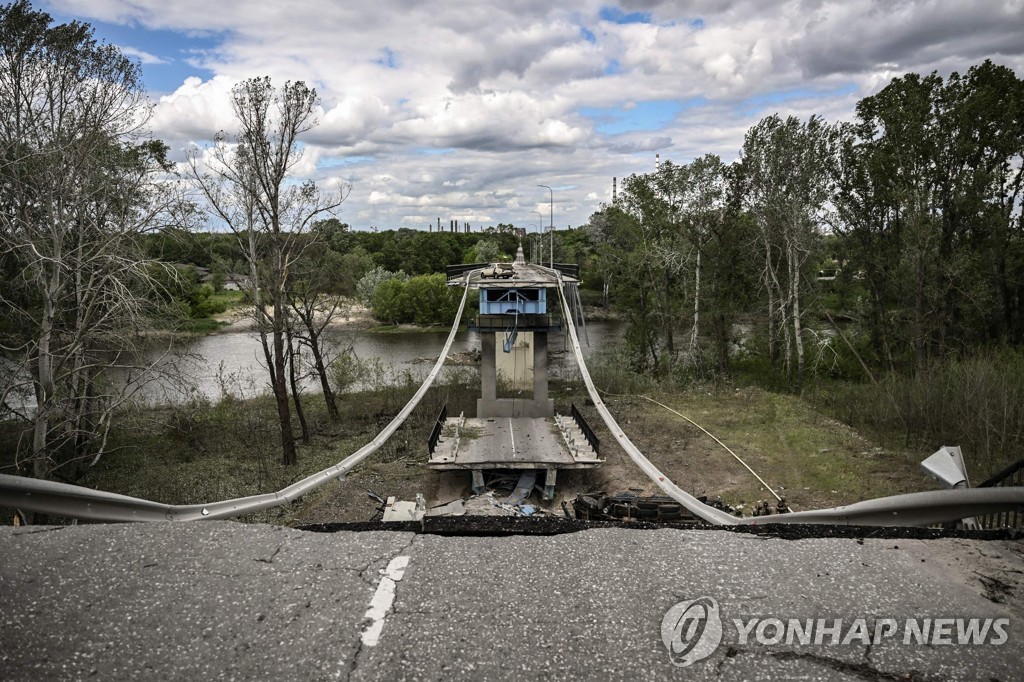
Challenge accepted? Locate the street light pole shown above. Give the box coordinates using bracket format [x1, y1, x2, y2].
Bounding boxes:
[531, 210, 543, 264]
[538, 184, 553, 268]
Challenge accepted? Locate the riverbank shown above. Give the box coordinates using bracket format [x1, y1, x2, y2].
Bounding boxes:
[1, 371, 934, 527]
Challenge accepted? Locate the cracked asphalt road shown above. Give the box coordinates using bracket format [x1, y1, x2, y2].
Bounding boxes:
[2, 523, 1022, 680]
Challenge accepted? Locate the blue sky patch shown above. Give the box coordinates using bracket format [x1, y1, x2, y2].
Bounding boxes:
[735, 84, 857, 116]
[599, 7, 652, 25]
[319, 155, 372, 168]
[374, 48, 398, 69]
[580, 99, 702, 135]
[416, 147, 455, 156]
[48, 11, 219, 95]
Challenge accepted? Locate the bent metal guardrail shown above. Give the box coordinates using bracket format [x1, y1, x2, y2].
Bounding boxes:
[0, 275, 475, 523]
[545, 266, 1024, 528]
[3, 270, 1024, 528]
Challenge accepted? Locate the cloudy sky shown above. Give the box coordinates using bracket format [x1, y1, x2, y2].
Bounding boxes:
[42, 0, 1024, 231]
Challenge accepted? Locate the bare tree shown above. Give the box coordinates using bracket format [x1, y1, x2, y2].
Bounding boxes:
[188, 77, 345, 465]
[0, 1, 179, 481]
[285, 249, 347, 421]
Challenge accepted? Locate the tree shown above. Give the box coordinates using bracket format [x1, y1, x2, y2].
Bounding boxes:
[286, 248, 347, 421]
[188, 77, 345, 465]
[829, 62, 1024, 368]
[742, 115, 836, 389]
[0, 1, 176, 481]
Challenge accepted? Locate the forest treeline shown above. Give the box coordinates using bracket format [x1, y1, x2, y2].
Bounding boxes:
[587, 60, 1024, 388]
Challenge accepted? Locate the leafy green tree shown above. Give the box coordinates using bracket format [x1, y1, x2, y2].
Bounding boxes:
[742, 114, 837, 388]
[371, 278, 412, 324]
[830, 61, 1024, 369]
[357, 266, 407, 307]
[0, 1, 176, 480]
[464, 238, 501, 264]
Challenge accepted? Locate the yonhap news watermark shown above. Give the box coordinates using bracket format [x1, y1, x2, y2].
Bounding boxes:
[661, 596, 1009, 668]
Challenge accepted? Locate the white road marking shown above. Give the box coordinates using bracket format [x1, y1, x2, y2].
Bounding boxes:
[509, 418, 516, 458]
[360, 555, 410, 647]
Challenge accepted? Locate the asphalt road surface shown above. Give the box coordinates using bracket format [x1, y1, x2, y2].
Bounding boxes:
[2, 522, 1023, 680]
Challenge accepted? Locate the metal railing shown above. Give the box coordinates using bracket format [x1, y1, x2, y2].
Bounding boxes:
[427, 403, 448, 455]
[977, 457, 1024, 529]
[570, 403, 600, 455]
[4, 269, 1024, 529]
[0, 276, 477, 523]
[552, 268, 1024, 527]
[445, 263, 488, 283]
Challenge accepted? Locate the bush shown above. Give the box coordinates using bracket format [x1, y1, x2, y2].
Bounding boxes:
[356, 266, 407, 307]
[814, 349, 1024, 478]
[369, 273, 460, 325]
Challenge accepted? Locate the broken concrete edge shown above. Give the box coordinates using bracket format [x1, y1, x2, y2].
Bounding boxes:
[292, 517, 1024, 541]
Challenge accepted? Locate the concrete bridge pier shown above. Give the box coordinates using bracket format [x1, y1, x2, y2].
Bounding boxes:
[477, 331, 554, 418]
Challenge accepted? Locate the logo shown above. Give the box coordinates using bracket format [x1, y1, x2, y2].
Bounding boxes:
[659, 596, 1009, 669]
[661, 596, 723, 667]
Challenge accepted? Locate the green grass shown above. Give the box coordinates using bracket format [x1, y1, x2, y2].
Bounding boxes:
[0, 369, 480, 525]
[645, 386, 917, 506]
[209, 290, 247, 308]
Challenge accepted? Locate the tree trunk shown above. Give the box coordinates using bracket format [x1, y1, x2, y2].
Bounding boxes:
[790, 240, 805, 392]
[764, 239, 777, 362]
[663, 271, 674, 359]
[308, 330, 340, 421]
[32, 273, 58, 480]
[272, 286, 297, 464]
[287, 324, 310, 445]
[689, 246, 701, 364]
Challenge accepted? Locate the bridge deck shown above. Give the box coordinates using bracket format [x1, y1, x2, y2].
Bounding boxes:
[427, 417, 601, 470]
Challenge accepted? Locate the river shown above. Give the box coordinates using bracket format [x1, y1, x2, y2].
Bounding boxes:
[142, 319, 626, 405]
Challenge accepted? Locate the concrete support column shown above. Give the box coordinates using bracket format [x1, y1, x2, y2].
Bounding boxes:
[480, 331, 496, 401]
[533, 331, 548, 405]
[543, 468, 557, 500]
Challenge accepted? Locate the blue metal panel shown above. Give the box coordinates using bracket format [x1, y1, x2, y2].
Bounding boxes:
[479, 288, 547, 315]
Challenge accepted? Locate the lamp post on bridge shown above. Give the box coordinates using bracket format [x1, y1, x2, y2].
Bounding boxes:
[537, 184, 553, 268]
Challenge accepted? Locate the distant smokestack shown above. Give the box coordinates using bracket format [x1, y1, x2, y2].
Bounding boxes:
[612, 177, 617, 204]
[655, 153, 660, 171]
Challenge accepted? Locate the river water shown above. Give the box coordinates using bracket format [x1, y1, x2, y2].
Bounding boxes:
[145, 319, 626, 405]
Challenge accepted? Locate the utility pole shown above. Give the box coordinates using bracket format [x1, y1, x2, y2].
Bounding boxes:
[538, 184, 553, 268]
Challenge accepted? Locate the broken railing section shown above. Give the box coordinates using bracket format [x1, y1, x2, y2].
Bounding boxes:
[427, 403, 448, 456]
[552, 413, 601, 466]
[975, 456, 1024, 529]
[549, 268, 1024, 528]
[0, 275, 477, 523]
[570, 403, 600, 455]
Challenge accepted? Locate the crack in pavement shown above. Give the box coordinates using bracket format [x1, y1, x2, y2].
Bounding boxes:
[714, 646, 932, 681]
[11, 526, 66, 536]
[254, 544, 283, 564]
[346, 533, 419, 680]
[767, 649, 932, 681]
